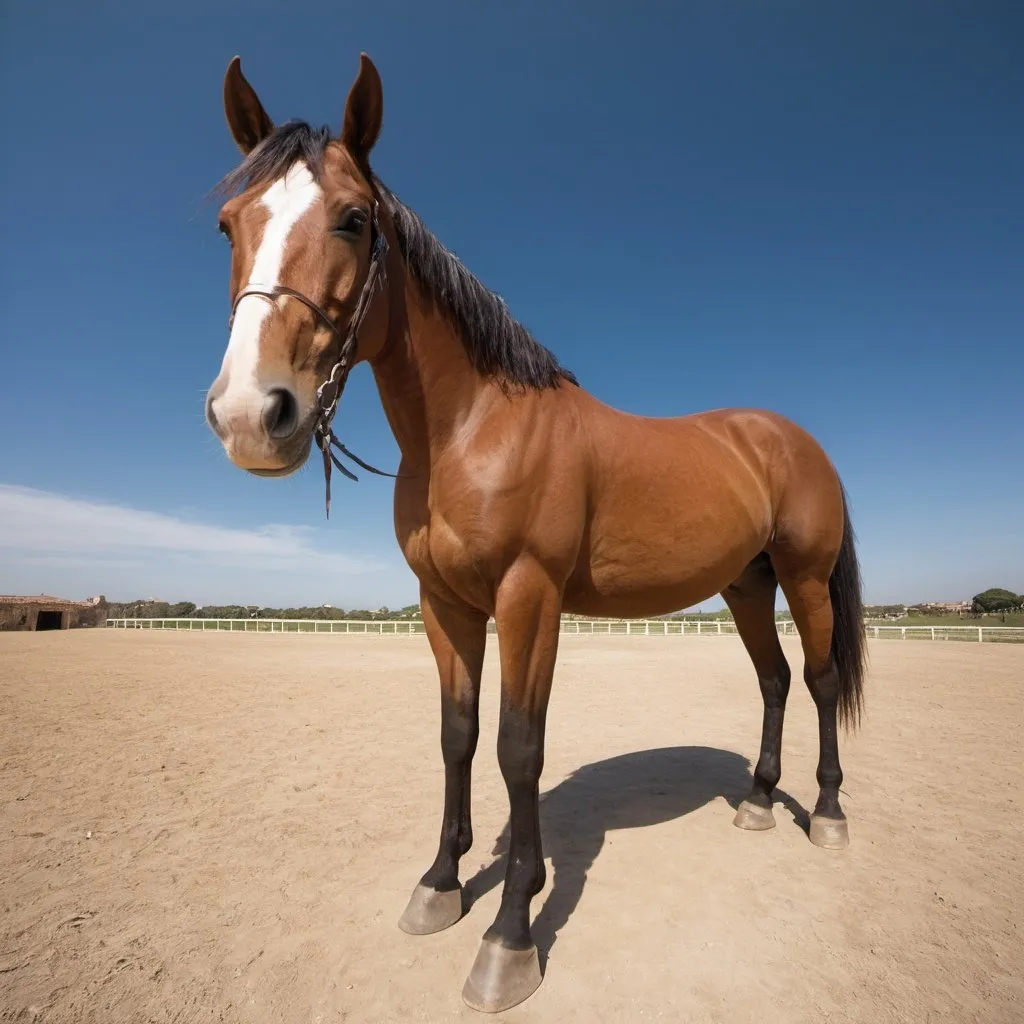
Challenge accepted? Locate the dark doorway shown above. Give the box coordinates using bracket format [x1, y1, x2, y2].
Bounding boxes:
[36, 610, 63, 631]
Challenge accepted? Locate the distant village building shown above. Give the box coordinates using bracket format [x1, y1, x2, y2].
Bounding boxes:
[906, 601, 973, 617]
[0, 595, 108, 632]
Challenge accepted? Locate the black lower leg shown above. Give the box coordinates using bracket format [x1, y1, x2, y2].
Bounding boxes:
[807, 664, 844, 819]
[723, 560, 792, 813]
[420, 692, 479, 892]
[484, 701, 546, 951]
[746, 667, 792, 809]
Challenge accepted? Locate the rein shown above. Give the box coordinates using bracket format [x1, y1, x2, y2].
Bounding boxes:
[227, 202, 399, 518]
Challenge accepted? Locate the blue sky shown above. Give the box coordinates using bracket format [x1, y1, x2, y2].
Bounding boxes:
[1, 2, 1021, 609]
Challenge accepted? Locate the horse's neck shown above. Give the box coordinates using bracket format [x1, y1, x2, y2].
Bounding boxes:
[369, 268, 484, 468]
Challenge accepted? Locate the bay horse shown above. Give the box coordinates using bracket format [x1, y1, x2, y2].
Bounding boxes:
[204, 53, 867, 1013]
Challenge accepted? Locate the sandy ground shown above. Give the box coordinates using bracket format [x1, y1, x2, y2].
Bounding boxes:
[1, 631, 1022, 1024]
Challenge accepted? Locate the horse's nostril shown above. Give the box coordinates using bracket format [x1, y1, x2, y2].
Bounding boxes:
[205, 393, 223, 437]
[261, 388, 299, 440]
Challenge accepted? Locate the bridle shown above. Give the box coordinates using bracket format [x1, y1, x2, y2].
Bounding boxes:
[227, 201, 399, 518]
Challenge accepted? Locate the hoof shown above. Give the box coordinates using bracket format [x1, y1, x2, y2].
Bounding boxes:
[809, 814, 849, 850]
[398, 882, 463, 935]
[462, 938, 542, 1013]
[733, 799, 777, 831]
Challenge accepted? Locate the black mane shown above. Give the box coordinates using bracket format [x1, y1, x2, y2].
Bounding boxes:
[375, 181, 576, 390]
[214, 121, 576, 391]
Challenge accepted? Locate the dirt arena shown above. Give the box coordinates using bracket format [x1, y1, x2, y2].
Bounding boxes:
[2, 631, 1022, 1023]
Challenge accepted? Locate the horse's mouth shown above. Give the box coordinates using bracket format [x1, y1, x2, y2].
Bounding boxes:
[245, 437, 312, 478]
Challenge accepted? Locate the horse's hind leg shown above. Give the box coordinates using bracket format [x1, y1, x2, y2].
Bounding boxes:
[723, 554, 792, 831]
[775, 570, 850, 850]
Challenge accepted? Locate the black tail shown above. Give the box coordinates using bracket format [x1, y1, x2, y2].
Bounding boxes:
[829, 484, 867, 730]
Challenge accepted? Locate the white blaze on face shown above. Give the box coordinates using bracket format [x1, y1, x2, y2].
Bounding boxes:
[216, 162, 323, 423]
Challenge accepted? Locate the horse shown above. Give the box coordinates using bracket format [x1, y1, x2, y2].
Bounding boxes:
[204, 53, 867, 1013]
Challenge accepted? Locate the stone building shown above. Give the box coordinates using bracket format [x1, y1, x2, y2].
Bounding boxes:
[0, 595, 108, 631]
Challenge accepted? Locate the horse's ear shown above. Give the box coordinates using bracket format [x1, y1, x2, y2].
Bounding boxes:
[341, 53, 383, 166]
[223, 56, 274, 154]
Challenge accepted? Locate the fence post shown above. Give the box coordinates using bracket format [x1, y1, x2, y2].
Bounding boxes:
[931, 627, 935, 641]
[978, 627, 983, 643]
[901, 627, 906, 639]
[717, 622, 722, 635]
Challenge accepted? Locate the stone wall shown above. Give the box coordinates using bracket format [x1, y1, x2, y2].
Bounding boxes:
[0, 596, 108, 631]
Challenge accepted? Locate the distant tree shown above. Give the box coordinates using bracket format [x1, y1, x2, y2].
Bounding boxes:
[198, 605, 248, 619]
[972, 588, 1023, 613]
[109, 599, 171, 618]
[666, 609, 734, 621]
[169, 602, 196, 617]
[864, 604, 906, 619]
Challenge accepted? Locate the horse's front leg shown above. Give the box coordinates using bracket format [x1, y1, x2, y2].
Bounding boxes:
[462, 560, 561, 1013]
[399, 589, 487, 935]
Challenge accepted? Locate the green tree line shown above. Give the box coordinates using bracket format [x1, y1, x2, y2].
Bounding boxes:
[106, 600, 423, 621]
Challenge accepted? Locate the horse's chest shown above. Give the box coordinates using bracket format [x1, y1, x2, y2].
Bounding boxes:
[401, 520, 441, 585]
[400, 515, 495, 612]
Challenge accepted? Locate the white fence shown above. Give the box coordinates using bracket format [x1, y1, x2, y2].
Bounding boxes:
[863, 624, 1023, 644]
[105, 618, 1024, 643]
[106, 618, 427, 635]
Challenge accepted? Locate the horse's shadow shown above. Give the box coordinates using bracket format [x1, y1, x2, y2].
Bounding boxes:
[462, 745, 809, 954]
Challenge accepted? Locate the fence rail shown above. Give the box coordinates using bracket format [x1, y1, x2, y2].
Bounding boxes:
[104, 618, 1024, 643]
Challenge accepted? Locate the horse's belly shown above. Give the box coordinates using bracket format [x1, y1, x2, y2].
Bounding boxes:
[565, 487, 769, 617]
[565, 555, 756, 618]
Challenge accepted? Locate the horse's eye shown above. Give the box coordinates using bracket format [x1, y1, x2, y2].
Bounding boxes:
[333, 208, 368, 240]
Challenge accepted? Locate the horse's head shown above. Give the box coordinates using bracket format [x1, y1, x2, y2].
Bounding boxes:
[205, 54, 389, 476]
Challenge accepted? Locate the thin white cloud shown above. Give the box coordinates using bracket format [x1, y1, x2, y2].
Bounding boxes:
[0, 484, 378, 570]
[0, 484, 415, 605]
